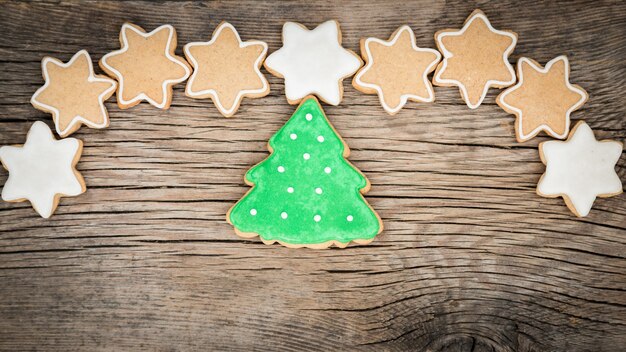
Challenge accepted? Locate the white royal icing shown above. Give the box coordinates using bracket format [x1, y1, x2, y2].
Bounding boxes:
[264, 20, 362, 105]
[354, 25, 441, 114]
[100, 24, 191, 109]
[31, 50, 117, 137]
[184, 22, 269, 116]
[498, 56, 587, 141]
[538, 122, 623, 217]
[434, 12, 517, 109]
[0, 121, 84, 218]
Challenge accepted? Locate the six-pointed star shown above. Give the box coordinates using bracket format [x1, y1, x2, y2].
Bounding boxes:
[538, 122, 623, 217]
[0, 122, 85, 218]
[497, 56, 588, 142]
[264, 20, 362, 106]
[184, 22, 269, 117]
[100, 23, 191, 109]
[433, 9, 517, 109]
[31, 50, 117, 138]
[353, 25, 441, 115]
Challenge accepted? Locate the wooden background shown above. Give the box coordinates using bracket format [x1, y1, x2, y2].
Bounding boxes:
[0, 1, 624, 351]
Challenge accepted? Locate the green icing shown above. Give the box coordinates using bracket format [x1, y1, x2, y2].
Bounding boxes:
[228, 98, 381, 245]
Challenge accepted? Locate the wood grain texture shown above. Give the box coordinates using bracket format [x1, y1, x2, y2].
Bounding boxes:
[0, 1, 624, 351]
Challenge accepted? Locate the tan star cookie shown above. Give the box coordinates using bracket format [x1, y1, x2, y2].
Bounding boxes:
[31, 50, 117, 138]
[497, 56, 588, 142]
[433, 9, 517, 109]
[100, 23, 191, 110]
[184, 22, 269, 117]
[352, 25, 441, 115]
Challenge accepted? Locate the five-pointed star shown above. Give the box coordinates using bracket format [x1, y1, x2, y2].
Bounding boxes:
[264, 20, 363, 106]
[497, 56, 588, 142]
[31, 50, 117, 138]
[100, 23, 191, 110]
[0, 122, 85, 218]
[184, 22, 269, 117]
[433, 9, 517, 109]
[353, 25, 441, 115]
[538, 122, 623, 217]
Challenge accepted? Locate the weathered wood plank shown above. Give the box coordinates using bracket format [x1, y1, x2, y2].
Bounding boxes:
[0, 1, 625, 351]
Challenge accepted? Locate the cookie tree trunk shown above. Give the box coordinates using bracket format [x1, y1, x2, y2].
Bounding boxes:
[227, 96, 382, 248]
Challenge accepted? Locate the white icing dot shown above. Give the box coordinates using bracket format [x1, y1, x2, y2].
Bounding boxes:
[281, 212, 288, 219]
[347, 215, 353, 222]
[315, 187, 323, 194]
[314, 215, 321, 222]
[277, 166, 285, 173]
[317, 136, 324, 143]
[287, 187, 294, 193]
[303, 153, 310, 160]
[324, 167, 331, 174]
[290, 133, 297, 140]
[250, 209, 257, 216]
[306, 113, 313, 121]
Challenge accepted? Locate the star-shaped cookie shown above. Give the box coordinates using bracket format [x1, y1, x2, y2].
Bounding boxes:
[353, 25, 441, 115]
[433, 9, 517, 109]
[100, 23, 191, 110]
[184, 22, 269, 117]
[264, 20, 362, 106]
[497, 56, 588, 142]
[538, 121, 623, 217]
[31, 50, 117, 138]
[0, 121, 85, 218]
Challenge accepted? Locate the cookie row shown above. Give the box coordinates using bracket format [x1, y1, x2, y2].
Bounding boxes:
[354, 9, 622, 217]
[0, 10, 622, 223]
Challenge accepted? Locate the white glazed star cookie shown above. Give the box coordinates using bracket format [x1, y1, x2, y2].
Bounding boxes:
[100, 23, 191, 110]
[538, 121, 623, 217]
[264, 20, 362, 106]
[0, 122, 86, 218]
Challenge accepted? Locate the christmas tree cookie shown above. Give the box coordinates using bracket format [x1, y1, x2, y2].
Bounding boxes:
[433, 9, 517, 109]
[99, 23, 191, 110]
[497, 56, 588, 142]
[31, 50, 117, 137]
[227, 96, 382, 248]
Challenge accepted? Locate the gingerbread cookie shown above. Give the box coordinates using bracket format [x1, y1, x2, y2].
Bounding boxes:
[433, 9, 517, 109]
[227, 96, 382, 249]
[184, 22, 269, 117]
[0, 121, 85, 218]
[353, 25, 441, 115]
[100, 23, 191, 109]
[31, 50, 117, 138]
[537, 121, 623, 217]
[497, 56, 588, 142]
[264, 20, 362, 106]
